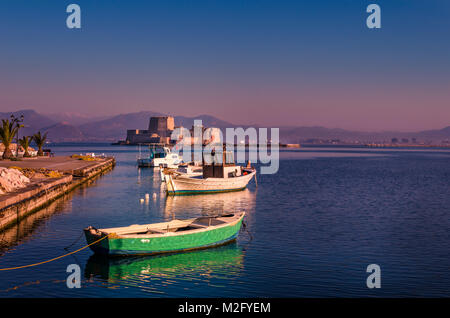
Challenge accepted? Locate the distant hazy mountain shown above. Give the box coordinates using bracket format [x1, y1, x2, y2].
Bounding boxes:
[78, 111, 165, 141]
[279, 126, 450, 144]
[78, 112, 236, 141]
[44, 112, 113, 126]
[1, 109, 449, 143]
[174, 114, 234, 130]
[0, 109, 56, 137]
[41, 122, 85, 142]
[279, 126, 379, 143]
[417, 126, 450, 140]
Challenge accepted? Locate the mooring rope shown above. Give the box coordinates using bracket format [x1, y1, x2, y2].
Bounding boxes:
[0, 234, 109, 271]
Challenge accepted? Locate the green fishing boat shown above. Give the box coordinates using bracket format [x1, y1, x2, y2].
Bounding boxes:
[84, 212, 245, 256]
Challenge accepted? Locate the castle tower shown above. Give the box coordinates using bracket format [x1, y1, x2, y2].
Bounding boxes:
[148, 116, 174, 138]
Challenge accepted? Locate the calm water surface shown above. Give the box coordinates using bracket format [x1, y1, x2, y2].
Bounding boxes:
[0, 145, 449, 297]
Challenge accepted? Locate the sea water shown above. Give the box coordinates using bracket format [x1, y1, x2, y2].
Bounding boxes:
[0, 145, 449, 297]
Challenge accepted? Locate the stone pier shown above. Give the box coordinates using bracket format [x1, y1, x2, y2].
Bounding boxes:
[0, 156, 116, 232]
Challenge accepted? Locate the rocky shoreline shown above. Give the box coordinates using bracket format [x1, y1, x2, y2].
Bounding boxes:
[0, 168, 31, 194]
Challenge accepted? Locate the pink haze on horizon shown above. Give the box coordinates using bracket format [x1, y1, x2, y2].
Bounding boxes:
[1, 79, 449, 132]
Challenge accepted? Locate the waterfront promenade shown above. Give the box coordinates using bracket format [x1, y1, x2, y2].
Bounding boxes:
[0, 156, 108, 174]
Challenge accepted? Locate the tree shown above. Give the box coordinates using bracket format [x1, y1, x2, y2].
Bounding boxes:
[0, 119, 18, 159]
[19, 136, 34, 157]
[33, 131, 48, 156]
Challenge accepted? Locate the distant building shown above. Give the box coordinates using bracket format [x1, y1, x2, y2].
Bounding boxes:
[126, 116, 175, 145]
[124, 116, 222, 145]
[148, 116, 174, 138]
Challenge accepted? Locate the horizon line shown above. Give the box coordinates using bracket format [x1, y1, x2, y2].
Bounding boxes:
[0, 108, 449, 134]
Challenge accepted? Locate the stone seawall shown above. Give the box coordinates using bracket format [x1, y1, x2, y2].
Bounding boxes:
[0, 157, 115, 232]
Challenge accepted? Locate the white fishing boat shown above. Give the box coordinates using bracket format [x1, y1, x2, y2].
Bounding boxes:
[137, 145, 182, 168]
[165, 146, 256, 195]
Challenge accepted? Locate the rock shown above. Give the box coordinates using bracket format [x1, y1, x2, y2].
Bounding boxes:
[0, 167, 31, 193]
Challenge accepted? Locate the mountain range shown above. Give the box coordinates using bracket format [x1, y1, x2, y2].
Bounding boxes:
[0, 109, 449, 144]
[0, 110, 237, 143]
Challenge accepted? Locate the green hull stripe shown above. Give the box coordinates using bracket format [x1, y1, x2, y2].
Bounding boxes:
[95, 234, 238, 256]
[167, 187, 246, 196]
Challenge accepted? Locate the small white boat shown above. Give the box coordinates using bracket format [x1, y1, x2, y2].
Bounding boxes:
[165, 147, 256, 195]
[137, 145, 182, 168]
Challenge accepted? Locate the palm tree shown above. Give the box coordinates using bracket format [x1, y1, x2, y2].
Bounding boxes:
[33, 131, 48, 156]
[0, 119, 18, 159]
[19, 136, 34, 157]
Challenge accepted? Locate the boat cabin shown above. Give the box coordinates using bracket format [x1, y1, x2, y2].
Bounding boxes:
[202, 145, 242, 179]
[150, 146, 180, 162]
[176, 162, 203, 175]
[150, 145, 171, 159]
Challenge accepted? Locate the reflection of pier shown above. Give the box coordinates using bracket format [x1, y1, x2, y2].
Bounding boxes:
[0, 191, 74, 254]
[163, 188, 256, 218]
[0, 176, 106, 255]
[84, 244, 244, 285]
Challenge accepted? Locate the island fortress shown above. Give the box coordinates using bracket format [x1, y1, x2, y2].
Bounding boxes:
[126, 116, 175, 145]
[123, 116, 216, 146]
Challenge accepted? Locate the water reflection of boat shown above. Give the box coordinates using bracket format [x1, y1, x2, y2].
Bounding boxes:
[164, 188, 256, 218]
[84, 243, 244, 283]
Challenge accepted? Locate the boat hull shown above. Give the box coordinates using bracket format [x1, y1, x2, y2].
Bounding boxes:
[166, 170, 256, 195]
[137, 158, 181, 168]
[84, 214, 244, 256]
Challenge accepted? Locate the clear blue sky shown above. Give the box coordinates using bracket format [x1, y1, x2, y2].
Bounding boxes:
[0, 0, 449, 131]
